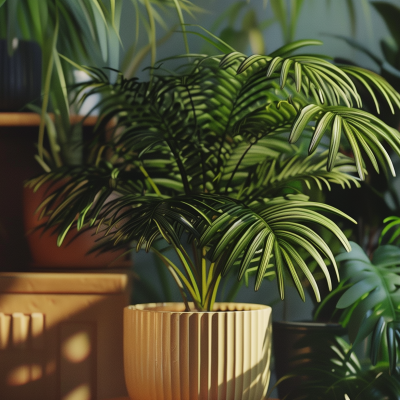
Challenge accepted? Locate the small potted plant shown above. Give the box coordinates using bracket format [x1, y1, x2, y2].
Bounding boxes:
[274, 335, 400, 399]
[2, 0, 200, 268]
[26, 36, 400, 399]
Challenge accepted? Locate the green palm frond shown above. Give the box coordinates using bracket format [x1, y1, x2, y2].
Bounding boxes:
[228, 100, 300, 140]
[73, 42, 400, 191]
[239, 150, 361, 201]
[95, 194, 210, 250]
[289, 104, 400, 179]
[24, 162, 147, 242]
[335, 241, 400, 373]
[341, 65, 400, 115]
[199, 193, 355, 302]
[380, 216, 400, 245]
[222, 42, 400, 180]
[71, 62, 296, 195]
[221, 131, 296, 191]
[228, 49, 361, 108]
[232, 40, 400, 115]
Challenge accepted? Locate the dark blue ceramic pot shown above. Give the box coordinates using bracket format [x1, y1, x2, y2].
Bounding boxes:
[0, 39, 42, 111]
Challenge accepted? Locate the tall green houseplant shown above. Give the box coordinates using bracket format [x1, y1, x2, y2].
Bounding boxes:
[26, 37, 400, 311]
[0, 0, 200, 170]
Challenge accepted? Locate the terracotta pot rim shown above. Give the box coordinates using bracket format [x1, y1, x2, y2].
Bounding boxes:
[126, 301, 270, 314]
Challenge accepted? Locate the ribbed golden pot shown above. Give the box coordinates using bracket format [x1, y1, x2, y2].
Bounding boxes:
[124, 302, 272, 400]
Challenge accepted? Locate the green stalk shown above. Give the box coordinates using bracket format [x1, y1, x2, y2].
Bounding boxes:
[38, 2, 59, 164]
[208, 274, 221, 311]
[139, 164, 161, 195]
[224, 141, 255, 195]
[191, 242, 202, 279]
[173, 245, 201, 301]
[203, 261, 222, 310]
[206, 260, 215, 288]
[152, 247, 200, 308]
[172, 0, 189, 54]
[166, 139, 191, 194]
[203, 255, 227, 310]
[201, 247, 207, 303]
[28, 104, 62, 168]
[178, 244, 201, 284]
[144, 0, 156, 67]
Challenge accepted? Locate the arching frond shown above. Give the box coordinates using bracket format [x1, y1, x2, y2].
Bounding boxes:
[341, 65, 400, 115]
[199, 193, 355, 302]
[241, 150, 361, 201]
[231, 52, 361, 108]
[289, 104, 400, 179]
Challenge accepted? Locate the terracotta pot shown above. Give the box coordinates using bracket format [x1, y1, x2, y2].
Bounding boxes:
[124, 302, 272, 400]
[23, 183, 130, 270]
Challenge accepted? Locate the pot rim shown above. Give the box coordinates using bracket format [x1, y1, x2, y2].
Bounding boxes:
[126, 301, 271, 314]
[273, 320, 345, 329]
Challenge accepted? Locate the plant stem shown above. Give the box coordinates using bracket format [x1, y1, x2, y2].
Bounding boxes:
[151, 246, 200, 309]
[166, 139, 191, 194]
[201, 247, 207, 304]
[144, 0, 156, 68]
[183, 81, 207, 192]
[139, 164, 161, 195]
[192, 241, 202, 280]
[123, 25, 176, 78]
[224, 141, 255, 195]
[172, 0, 189, 54]
[173, 244, 201, 300]
[209, 273, 222, 311]
[206, 260, 215, 289]
[38, 3, 59, 166]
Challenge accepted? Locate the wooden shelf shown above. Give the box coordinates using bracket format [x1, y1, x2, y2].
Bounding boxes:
[0, 112, 97, 127]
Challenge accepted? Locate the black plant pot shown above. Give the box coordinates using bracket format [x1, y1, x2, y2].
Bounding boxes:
[0, 39, 42, 111]
[273, 320, 346, 399]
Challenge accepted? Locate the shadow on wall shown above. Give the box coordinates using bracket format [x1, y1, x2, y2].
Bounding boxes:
[0, 271, 132, 400]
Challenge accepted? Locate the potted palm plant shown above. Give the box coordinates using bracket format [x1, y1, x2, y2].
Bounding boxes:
[25, 36, 400, 399]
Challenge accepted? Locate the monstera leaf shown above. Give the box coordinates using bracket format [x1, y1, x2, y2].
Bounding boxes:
[335, 241, 400, 373]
